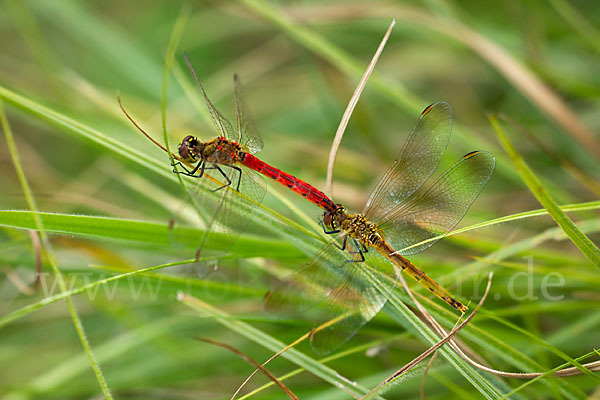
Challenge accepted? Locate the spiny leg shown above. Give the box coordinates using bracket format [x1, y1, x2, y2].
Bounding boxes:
[172, 159, 206, 177]
[345, 238, 367, 262]
[332, 235, 348, 251]
[211, 164, 233, 192]
[320, 220, 341, 235]
[229, 165, 243, 192]
[172, 160, 196, 176]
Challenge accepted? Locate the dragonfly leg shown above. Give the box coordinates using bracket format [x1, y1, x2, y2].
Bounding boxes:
[172, 159, 206, 177]
[199, 161, 225, 176]
[195, 160, 207, 177]
[331, 235, 347, 251]
[172, 160, 194, 176]
[211, 164, 233, 192]
[361, 242, 369, 254]
[341, 250, 366, 265]
[320, 220, 341, 235]
[229, 165, 243, 191]
[345, 238, 367, 262]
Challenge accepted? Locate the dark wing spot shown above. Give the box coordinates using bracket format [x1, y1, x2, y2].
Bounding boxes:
[464, 151, 479, 159]
[422, 103, 435, 115]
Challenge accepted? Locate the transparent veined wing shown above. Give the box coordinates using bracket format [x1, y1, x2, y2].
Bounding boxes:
[186, 165, 267, 262]
[363, 102, 453, 223]
[264, 238, 399, 354]
[377, 151, 496, 256]
[309, 249, 400, 354]
[184, 53, 236, 141]
[234, 74, 263, 155]
[263, 241, 352, 320]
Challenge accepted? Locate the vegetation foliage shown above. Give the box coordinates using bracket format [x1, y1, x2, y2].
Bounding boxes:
[1, 1, 599, 398]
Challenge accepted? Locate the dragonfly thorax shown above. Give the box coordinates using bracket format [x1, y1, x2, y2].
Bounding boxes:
[343, 214, 381, 245]
[178, 135, 243, 166]
[324, 206, 381, 246]
[202, 137, 243, 165]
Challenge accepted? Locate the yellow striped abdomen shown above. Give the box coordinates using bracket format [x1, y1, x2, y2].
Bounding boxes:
[372, 240, 468, 313]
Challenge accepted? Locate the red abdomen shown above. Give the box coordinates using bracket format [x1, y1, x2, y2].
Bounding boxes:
[242, 153, 336, 212]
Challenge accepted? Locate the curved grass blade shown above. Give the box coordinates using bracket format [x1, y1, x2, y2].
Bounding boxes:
[1, 100, 112, 398]
[179, 293, 383, 399]
[22, 316, 187, 395]
[490, 115, 600, 269]
[398, 200, 600, 254]
[236, 0, 519, 183]
[0, 84, 323, 255]
[0, 210, 301, 260]
[161, 5, 190, 182]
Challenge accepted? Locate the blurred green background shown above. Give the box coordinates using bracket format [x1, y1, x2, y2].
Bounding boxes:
[1, 1, 599, 399]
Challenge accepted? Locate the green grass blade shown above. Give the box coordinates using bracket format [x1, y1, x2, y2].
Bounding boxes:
[0, 85, 324, 252]
[0, 259, 189, 329]
[549, 0, 600, 55]
[161, 6, 189, 173]
[237, 0, 520, 185]
[22, 316, 186, 395]
[502, 350, 600, 399]
[0, 84, 171, 180]
[181, 260, 504, 397]
[400, 200, 600, 254]
[239, 0, 421, 112]
[490, 114, 600, 269]
[0, 100, 113, 399]
[484, 312, 600, 384]
[31, 0, 164, 100]
[179, 293, 385, 399]
[237, 334, 408, 399]
[376, 285, 504, 398]
[454, 320, 587, 399]
[4, 0, 64, 99]
[452, 218, 600, 286]
[0, 210, 302, 259]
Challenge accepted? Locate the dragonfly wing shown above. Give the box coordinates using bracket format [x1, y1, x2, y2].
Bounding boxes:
[310, 249, 400, 354]
[264, 239, 399, 354]
[189, 165, 267, 261]
[263, 241, 350, 319]
[378, 151, 496, 256]
[184, 54, 236, 140]
[363, 102, 453, 221]
[234, 74, 263, 154]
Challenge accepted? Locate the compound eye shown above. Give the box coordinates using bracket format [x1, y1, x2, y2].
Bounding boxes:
[178, 136, 198, 162]
[323, 211, 333, 227]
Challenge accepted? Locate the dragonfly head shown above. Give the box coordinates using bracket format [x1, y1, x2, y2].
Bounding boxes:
[178, 135, 204, 163]
[323, 204, 346, 230]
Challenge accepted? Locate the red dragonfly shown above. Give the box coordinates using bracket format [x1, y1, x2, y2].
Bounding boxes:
[120, 54, 336, 260]
[265, 102, 495, 353]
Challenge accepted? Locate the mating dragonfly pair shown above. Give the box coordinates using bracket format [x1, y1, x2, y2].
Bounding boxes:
[122, 54, 495, 354]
